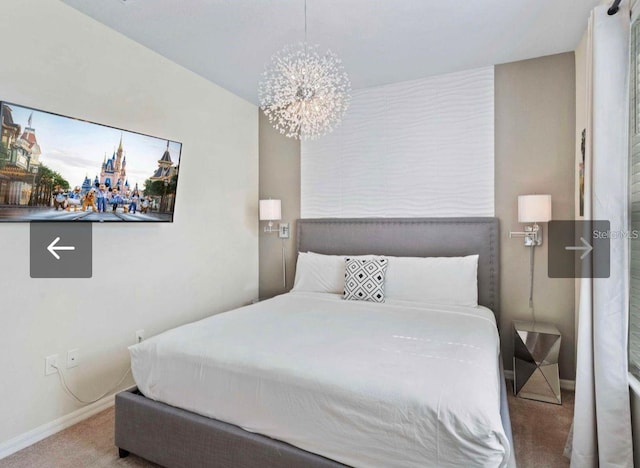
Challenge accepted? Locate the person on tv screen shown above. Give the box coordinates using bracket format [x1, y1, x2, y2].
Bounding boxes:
[110, 188, 122, 212]
[95, 183, 108, 213]
[66, 187, 82, 212]
[53, 186, 67, 211]
[141, 196, 150, 214]
[129, 191, 140, 214]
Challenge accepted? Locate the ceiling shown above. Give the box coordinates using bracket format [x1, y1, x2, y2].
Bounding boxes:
[60, 0, 602, 104]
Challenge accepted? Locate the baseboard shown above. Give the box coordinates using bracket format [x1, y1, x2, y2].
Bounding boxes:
[503, 369, 575, 391]
[0, 393, 117, 460]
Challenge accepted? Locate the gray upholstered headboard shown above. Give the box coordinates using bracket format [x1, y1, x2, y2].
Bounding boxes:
[296, 217, 500, 320]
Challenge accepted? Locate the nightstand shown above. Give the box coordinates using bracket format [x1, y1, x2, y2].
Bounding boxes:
[513, 320, 562, 404]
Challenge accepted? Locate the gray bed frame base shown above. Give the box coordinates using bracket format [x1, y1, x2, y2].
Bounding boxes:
[115, 389, 345, 467]
[115, 217, 513, 467]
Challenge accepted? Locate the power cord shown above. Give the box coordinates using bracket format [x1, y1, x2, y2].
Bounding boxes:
[51, 363, 132, 405]
[528, 244, 536, 323]
[282, 239, 287, 289]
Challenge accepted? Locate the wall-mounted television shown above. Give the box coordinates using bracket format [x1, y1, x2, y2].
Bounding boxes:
[0, 102, 182, 222]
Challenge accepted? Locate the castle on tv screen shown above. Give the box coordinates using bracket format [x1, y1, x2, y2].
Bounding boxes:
[0, 103, 181, 222]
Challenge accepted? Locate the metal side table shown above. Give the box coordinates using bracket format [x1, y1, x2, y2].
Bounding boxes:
[513, 321, 562, 404]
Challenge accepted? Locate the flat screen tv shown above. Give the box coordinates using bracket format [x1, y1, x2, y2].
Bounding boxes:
[0, 102, 182, 222]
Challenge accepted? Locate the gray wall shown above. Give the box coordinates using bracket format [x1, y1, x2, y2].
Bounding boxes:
[259, 111, 301, 298]
[259, 52, 577, 380]
[495, 52, 576, 380]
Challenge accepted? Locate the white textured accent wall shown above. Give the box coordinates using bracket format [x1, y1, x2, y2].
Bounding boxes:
[302, 67, 494, 218]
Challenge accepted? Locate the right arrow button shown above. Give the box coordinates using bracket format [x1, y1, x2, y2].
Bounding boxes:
[565, 236, 593, 260]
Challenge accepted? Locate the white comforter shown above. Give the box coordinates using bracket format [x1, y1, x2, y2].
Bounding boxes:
[130, 292, 510, 467]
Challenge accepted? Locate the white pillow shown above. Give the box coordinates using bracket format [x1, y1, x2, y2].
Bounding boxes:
[293, 252, 479, 306]
[292, 252, 376, 294]
[384, 255, 479, 306]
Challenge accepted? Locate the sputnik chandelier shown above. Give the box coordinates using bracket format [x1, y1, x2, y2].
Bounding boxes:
[258, 0, 351, 140]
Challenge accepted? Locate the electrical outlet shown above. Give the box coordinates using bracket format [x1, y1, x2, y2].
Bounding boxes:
[45, 354, 58, 376]
[135, 329, 145, 343]
[278, 223, 290, 239]
[67, 348, 79, 368]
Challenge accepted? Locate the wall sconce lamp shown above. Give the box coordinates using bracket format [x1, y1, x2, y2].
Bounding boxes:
[259, 199, 289, 290]
[508, 194, 552, 317]
[260, 199, 289, 239]
[259, 199, 281, 233]
[259, 199, 290, 238]
[509, 195, 552, 246]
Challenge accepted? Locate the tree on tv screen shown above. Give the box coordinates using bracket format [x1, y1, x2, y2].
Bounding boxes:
[143, 175, 177, 196]
[36, 165, 70, 190]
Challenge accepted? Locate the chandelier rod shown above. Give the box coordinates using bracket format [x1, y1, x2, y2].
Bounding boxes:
[608, 0, 621, 15]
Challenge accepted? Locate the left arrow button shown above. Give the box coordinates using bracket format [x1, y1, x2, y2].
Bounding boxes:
[46, 236, 76, 260]
[31, 223, 92, 278]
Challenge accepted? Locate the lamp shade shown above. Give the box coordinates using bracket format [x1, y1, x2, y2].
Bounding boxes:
[518, 195, 552, 223]
[259, 199, 281, 221]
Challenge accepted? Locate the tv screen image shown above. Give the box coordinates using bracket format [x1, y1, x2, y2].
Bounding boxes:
[0, 102, 182, 222]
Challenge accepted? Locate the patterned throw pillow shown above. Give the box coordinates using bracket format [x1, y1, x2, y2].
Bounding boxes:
[343, 257, 388, 303]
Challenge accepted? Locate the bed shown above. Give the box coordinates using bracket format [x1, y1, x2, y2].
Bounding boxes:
[115, 217, 515, 468]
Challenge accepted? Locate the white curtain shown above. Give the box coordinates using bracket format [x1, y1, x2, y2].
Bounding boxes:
[570, 3, 633, 467]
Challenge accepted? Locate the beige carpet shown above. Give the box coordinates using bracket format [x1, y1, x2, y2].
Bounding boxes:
[0, 408, 157, 468]
[509, 386, 574, 468]
[1, 382, 574, 467]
